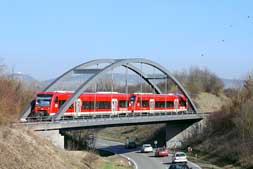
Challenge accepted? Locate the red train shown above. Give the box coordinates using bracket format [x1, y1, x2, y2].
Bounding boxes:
[31, 91, 188, 118]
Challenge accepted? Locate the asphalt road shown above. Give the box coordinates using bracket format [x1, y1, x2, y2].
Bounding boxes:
[96, 139, 201, 169]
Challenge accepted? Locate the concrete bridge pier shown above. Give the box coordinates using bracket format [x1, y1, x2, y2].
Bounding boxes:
[165, 120, 197, 148]
[37, 130, 65, 149]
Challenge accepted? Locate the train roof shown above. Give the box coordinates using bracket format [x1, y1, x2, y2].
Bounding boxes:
[36, 91, 130, 96]
[36, 91, 186, 98]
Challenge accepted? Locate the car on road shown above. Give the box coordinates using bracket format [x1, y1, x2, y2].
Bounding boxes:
[172, 152, 187, 163]
[141, 144, 153, 153]
[125, 141, 137, 149]
[168, 163, 191, 169]
[155, 147, 169, 157]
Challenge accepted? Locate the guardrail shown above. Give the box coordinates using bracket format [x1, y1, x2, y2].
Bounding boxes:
[23, 110, 198, 123]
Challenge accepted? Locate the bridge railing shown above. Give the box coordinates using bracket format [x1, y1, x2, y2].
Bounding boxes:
[23, 111, 199, 123]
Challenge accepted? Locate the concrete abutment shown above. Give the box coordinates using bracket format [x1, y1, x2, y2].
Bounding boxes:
[165, 120, 199, 148]
[37, 130, 65, 149]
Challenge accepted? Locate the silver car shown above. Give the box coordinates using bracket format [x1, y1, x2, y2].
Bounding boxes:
[141, 144, 153, 153]
[172, 152, 187, 163]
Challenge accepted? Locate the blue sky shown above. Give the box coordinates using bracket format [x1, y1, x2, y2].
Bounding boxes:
[0, 0, 252, 80]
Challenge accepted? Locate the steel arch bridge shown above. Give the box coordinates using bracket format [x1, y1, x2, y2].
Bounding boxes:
[21, 58, 199, 121]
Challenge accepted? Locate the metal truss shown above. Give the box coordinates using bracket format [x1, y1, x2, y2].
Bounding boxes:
[20, 58, 199, 121]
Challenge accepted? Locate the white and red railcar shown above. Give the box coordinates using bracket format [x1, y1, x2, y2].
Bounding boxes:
[32, 91, 188, 117]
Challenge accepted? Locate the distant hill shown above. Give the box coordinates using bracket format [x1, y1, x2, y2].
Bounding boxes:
[11, 73, 37, 82]
[8, 73, 42, 89]
[11, 72, 243, 91]
[222, 78, 243, 89]
[41, 73, 243, 89]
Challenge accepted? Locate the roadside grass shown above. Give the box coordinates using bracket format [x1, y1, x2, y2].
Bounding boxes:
[94, 155, 133, 169]
[97, 132, 122, 142]
[187, 151, 241, 169]
[97, 161, 131, 169]
[183, 128, 247, 169]
[187, 152, 223, 169]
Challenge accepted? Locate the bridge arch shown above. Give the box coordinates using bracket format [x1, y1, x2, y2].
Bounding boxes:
[21, 58, 198, 121]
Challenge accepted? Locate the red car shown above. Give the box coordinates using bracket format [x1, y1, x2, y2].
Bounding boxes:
[155, 147, 169, 157]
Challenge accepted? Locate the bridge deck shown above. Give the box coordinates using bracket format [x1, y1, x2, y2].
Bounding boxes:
[22, 113, 203, 131]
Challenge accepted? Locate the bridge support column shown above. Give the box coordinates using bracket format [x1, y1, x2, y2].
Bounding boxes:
[37, 130, 64, 149]
[165, 120, 196, 148]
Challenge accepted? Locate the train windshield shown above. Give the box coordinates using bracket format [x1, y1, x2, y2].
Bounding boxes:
[36, 94, 53, 107]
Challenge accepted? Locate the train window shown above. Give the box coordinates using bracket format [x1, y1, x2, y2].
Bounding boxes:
[54, 96, 59, 103]
[59, 100, 74, 109]
[179, 100, 186, 106]
[97, 101, 111, 109]
[70, 104, 73, 109]
[155, 101, 165, 108]
[82, 101, 110, 109]
[119, 100, 128, 108]
[59, 100, 66, 108]
[82, 101, 94, 109]
[155, 101, 174, 108]
[36, 99, 51, 106]
[166, 101, 174, 108]
[36, 94, 53, 107]
[141, 100, 149, 107]
[82, 102, 90, 109]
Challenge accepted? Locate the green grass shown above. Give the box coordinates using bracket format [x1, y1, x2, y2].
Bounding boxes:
[101, 162, 114, 169]
[98, 161, 132, 169]
[186, 151, 242, 169]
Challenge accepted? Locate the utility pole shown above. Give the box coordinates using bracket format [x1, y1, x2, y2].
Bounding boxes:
[11, 65, 15, 80]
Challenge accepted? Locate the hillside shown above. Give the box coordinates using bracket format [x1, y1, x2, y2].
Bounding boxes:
[0, 125, 133, 169]
[0, 126, 89, 169]
[188, 76, 253, 169]
[194, 92, 230, 112]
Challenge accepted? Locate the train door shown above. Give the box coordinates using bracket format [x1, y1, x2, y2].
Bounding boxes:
[129, 95, 136, 113]
[174, 98, 179, 113]
[74, 99, 81, 117]
[149, 99, 155, 113]
[111, 99, 118, 115]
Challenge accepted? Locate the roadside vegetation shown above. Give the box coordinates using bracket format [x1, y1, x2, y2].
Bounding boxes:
[0, 72, 35, 125]
[94, 155, 133, 169]
[187, 74, 253, 169]
[174, 67, 224, 96]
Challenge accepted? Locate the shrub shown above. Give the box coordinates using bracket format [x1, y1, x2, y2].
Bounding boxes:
[0, 74, 35, 125]
[171, 67, 224, 97]
[189, 74, 253, 167]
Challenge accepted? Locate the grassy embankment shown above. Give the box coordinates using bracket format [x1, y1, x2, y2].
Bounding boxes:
[187, 75, 253, 169]
[0, 71, 133, 169]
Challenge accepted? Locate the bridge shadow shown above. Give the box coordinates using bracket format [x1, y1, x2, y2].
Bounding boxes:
[96, 144, 141, 155]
